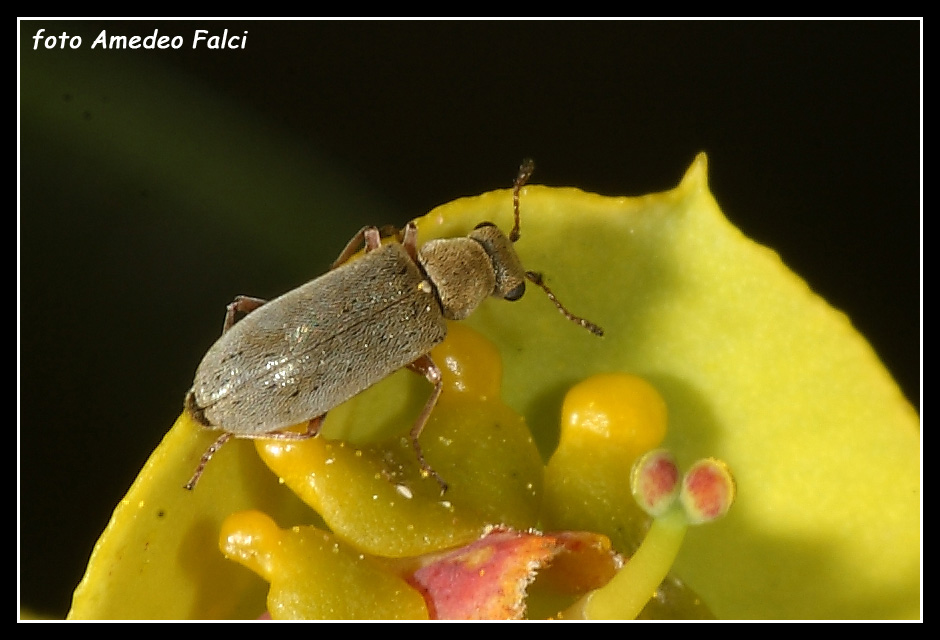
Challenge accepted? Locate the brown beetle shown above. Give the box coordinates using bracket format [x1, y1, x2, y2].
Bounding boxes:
[184, 160, 602, 491]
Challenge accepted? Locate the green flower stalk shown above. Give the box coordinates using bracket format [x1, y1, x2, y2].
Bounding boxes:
[565, 451, 734, 620]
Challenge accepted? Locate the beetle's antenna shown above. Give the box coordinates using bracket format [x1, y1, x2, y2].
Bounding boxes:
[526, 270, 604, 336]
[510, 158, 535, 243]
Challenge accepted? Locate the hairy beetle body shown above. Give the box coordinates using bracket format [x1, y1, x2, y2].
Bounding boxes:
[187, 243, 447, 436]
[183, 159, 602, 492]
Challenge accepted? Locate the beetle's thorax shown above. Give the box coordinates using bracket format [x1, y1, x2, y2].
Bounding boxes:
[417, 225, 526, 321]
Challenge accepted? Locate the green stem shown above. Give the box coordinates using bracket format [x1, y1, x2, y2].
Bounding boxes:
[566, 508, 687, 619]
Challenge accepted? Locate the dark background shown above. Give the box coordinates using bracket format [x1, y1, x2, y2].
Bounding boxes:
[19, 20, 920, 617]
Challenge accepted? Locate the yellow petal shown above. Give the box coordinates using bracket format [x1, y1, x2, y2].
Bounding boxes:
[417, 154, 919, 619]
[219, 510, 429, 620]
[68, 412, 313, 619]
[70, 154, 919, 619]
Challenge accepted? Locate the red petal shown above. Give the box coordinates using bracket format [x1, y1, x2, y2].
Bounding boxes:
[406, 528, 620, 620]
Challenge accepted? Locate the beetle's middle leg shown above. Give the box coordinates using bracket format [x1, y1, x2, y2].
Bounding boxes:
[330, 224, 402, 269]
[406, 353, 447, 493]
[257, 414, 326, 441]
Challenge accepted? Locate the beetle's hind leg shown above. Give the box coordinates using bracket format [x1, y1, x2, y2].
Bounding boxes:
[222, 295, 268, 333]
[184, 415, 325, 490]
[184, 432, 232, 490]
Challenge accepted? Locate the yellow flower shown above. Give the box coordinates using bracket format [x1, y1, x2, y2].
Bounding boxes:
[68, 155, 920, 619]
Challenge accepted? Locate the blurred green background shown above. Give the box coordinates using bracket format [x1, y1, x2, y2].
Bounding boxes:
[19, 20, 920, 617]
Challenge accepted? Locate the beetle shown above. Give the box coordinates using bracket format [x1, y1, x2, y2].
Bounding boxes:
[183, 159, 603, 492]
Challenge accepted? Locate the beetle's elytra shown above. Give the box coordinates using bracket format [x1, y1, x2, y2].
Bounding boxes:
[184, 159, 603, 492]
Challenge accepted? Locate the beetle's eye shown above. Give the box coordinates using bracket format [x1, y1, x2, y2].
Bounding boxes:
[504, 282, 525, 301]
[474, 221, 496, 230]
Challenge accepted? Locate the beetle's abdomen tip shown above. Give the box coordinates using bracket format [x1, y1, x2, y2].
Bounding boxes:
[184, 389, 213, 428]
